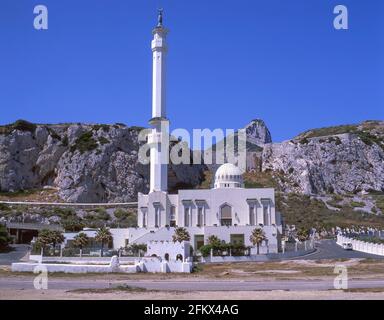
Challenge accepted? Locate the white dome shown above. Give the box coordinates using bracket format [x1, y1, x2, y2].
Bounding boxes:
[214, 163, 244, 189]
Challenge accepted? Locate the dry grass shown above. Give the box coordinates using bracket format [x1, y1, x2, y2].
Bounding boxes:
[0, 188, 61, 202]
[68, 285, 155, 294]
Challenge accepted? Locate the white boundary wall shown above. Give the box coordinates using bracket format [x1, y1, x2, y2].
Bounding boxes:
[337, 235, 384, 256]
[12, 260, 192, 273]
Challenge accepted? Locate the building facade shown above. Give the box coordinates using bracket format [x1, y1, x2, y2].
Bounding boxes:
[118, 11, 283, 254]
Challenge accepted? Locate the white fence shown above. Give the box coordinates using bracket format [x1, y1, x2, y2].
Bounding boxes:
[337, 235, 384, 256]
[12, 256, 192, 273]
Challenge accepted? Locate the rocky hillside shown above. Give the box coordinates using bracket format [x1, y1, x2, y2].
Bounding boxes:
[262, 121, 384, 195]
[0, 120, 206, 202]
[0, 119, 383, 203]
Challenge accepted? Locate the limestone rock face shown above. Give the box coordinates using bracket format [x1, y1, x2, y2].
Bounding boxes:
[0, 122, 206, 202]
[1, 120, 383, 199]
[245, 119, 272, 147]
[261, 121, 384, 194]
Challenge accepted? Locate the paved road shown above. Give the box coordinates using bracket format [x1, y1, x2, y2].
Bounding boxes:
[0, 245, 29, 265]
[297, 239, 384, 260]
[1, 277, 384, 292]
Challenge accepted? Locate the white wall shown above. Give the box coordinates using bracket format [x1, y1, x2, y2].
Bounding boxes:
[147, 240, 190, 261]
[337, 235, 384, 256]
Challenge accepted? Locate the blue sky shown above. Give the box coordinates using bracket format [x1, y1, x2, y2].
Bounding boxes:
[0, 0, 383, 142]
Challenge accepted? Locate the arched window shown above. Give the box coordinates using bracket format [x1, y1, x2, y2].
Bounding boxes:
[184, 207, 190, 227]
[170, 206, 176, 227]
[197, 206, 203, 226]
[141, 208, 147, 227]
[249, 205, 255, 225]
[154, 205, 160, 227]
[164, 253, 169, 261]
[176, 254, 183, 261]
[220, 204, 232, 226]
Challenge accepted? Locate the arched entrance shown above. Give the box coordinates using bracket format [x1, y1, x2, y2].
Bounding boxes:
[176, 254, 183, 261]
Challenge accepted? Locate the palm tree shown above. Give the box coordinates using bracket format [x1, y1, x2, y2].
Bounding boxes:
[0, 225, 11, 252]
[296, 228, 309, 242]
[95, 227, 112, 257]
[36, 229, 54, 256]
[73, 232, 89, 257]
[249, 227, 266, 255]
[50, 230, 65, 250]
[172, 227, 190, 243]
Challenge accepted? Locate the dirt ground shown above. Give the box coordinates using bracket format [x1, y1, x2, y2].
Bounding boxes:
[1, 289, 384, 300]
[2, 258, 384, 300]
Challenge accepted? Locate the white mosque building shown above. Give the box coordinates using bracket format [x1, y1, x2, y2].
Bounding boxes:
[110, 11, 283, 254]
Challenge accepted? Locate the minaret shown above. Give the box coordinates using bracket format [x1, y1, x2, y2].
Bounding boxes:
[149, 9, 168, 192]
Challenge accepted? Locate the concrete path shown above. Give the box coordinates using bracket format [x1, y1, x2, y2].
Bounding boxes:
[0, 245, 30, 265]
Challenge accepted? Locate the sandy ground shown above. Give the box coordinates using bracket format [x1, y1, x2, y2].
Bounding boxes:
[1, 289, 384, 300]
[2, 258, 384, 300]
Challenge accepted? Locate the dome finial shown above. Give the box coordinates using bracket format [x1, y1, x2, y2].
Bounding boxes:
[157, 8, 163, 27]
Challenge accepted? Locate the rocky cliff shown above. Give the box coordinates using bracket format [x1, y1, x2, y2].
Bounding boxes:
[0, 120, 206, 202]
[262, 121, 384, 195]
[1, 119, 383, 202]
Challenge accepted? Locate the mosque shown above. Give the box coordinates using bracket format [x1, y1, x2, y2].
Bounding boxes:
[112, 11, 283, 254]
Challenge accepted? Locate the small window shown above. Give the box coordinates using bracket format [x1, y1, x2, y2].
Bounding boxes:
[170, 206, 176, 226]
[184, 207, 190, 227]
[249, 205, 255, 225]
[197, 207, 203, 226]
[154, 205, 160, 227]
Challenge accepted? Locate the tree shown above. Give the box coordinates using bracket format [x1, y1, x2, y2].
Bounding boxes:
[50, 230, 65, 249]
[172, 227, 190, 243]
[95, 227, 112, 257]
[249, 228, 266, 255]
[36, 229, 54, 255]
[296, 228, 309, 242]
[73, 232, 89, 257]
[206, 235, 221, 247]
[62, 218, 84, 232]
[0, 225, 11, 252]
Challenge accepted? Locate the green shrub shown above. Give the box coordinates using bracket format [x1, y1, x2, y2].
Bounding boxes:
[357, 131, 384, 150]
[61, 135, 69, 147]
[0, 203, 10, 211]
[92, 124, 110, 132]
[199, 244, 213, 257]
[98, 136, 110, 145]
[54, 208, 76, 219]
[0, 225, 12, 251]
[375, 197, 384, 211]
[12, 120, 36, 133]
[70, 131, 98, 153]
[61, 218, 84, 232]
[350, 201, 365, 208]
[277, 192, 384, 231]
[47, 128, 61, 141]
